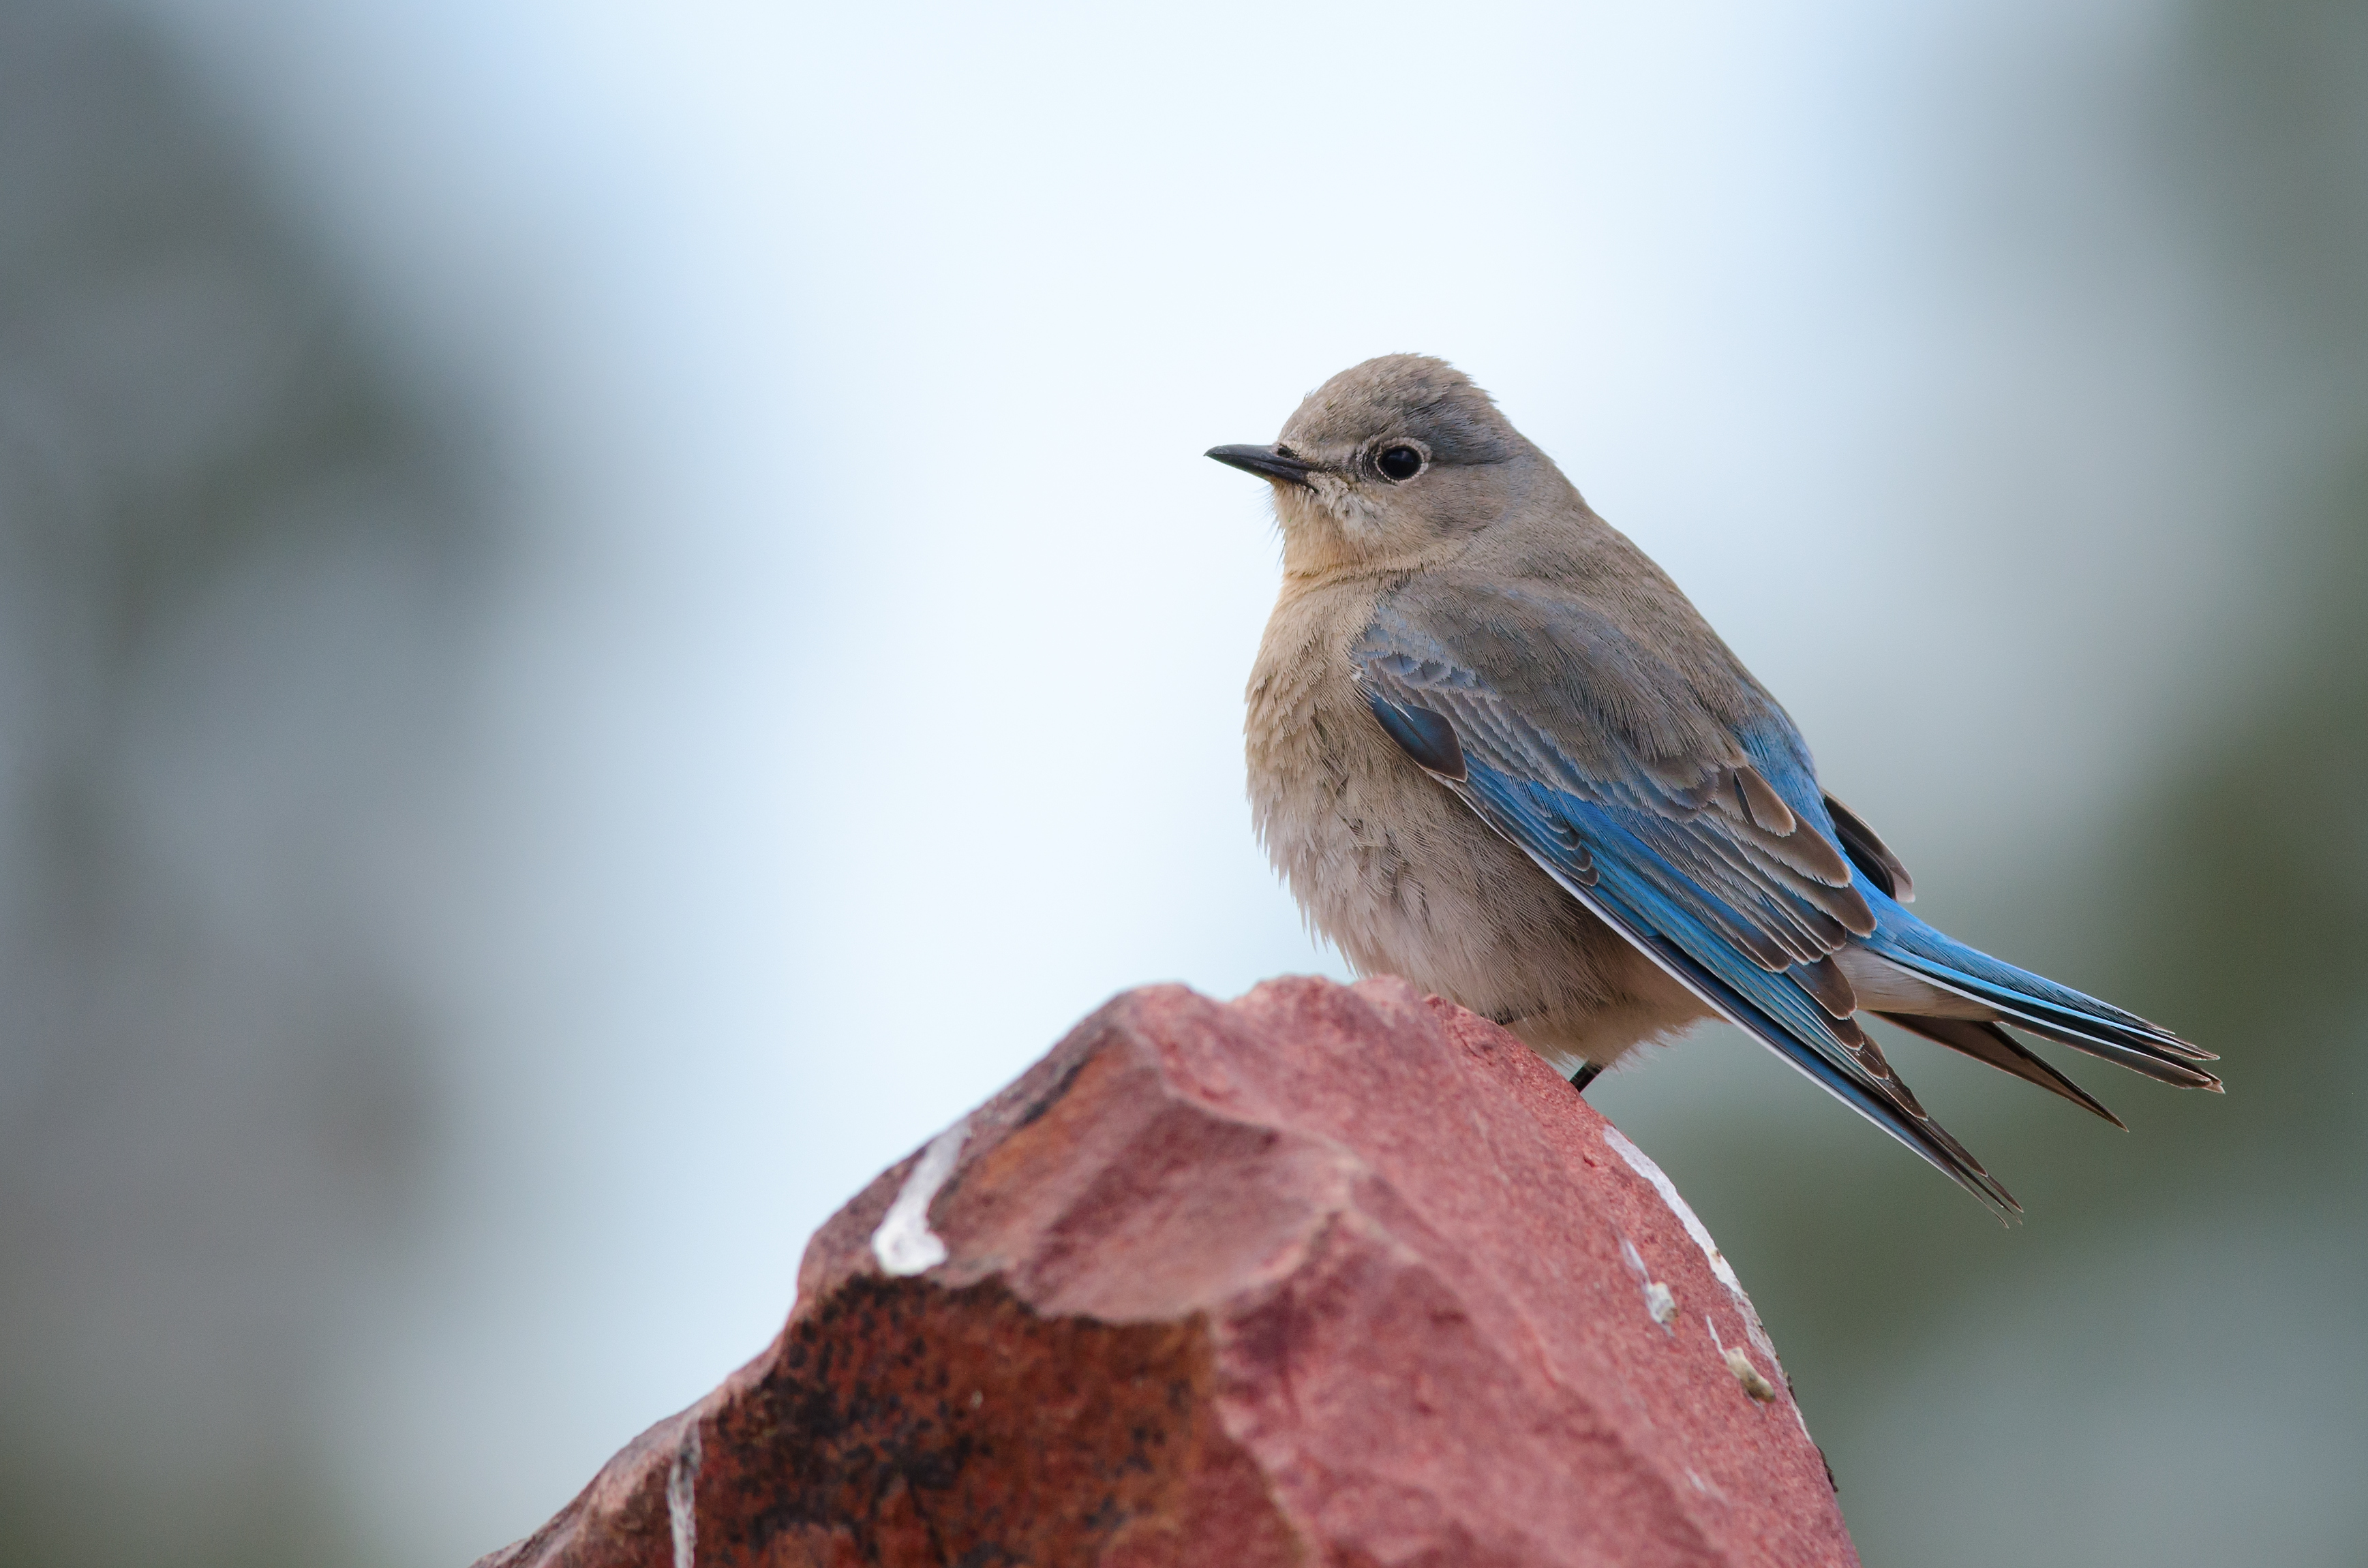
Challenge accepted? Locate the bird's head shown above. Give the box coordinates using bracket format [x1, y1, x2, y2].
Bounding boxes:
[1208, 354, 1535, 574]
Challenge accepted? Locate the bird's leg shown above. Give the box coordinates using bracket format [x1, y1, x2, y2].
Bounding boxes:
[1486, 1002, 1605, 1096]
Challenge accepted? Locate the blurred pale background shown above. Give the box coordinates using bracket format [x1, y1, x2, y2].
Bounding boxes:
[1, 1, 2361, 1563]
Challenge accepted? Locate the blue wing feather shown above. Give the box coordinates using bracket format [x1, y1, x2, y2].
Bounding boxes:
[1354, 596, 2039, 1210]
[1461, 760, 2020, 1213]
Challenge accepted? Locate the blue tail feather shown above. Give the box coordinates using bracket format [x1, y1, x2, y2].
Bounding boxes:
[1860, 887, 2219, 1086]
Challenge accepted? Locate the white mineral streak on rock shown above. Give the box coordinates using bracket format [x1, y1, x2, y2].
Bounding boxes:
[1604, 1125, 1810, 1435]
[1618, 1232, 1679, 1332]
[667, 1422, 703, 1568]
[871, 1118, 970, 1276]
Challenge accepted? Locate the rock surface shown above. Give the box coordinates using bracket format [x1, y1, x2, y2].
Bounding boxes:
[476, 977, 1858, 1567]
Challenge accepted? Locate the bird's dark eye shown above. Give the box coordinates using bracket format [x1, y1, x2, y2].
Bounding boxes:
[1376, 445, 1424, 482]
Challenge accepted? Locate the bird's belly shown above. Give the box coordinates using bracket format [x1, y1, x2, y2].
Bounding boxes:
[1249, 731, 1708, 1070]
[1244, 580, 1707, 1071]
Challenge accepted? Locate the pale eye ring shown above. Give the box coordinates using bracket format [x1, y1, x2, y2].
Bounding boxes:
[1376, 445, 1425, 482]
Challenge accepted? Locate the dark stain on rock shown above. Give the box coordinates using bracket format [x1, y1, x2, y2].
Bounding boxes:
[680, 1274, 1296, 1567]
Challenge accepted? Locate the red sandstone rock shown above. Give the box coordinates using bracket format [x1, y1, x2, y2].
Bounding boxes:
[476, 977, 1858, 1567]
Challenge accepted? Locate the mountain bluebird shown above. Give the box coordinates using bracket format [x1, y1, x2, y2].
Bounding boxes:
[1212, 354, 2218, 1214]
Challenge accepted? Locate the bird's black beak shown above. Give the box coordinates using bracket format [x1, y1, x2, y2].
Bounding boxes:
[1206, 443, 1317, 488]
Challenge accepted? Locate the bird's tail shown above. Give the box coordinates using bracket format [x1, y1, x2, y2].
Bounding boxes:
[1856, 888, 2221, 1094]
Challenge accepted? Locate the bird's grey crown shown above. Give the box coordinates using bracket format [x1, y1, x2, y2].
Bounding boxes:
[1281, 353, 1523, 467]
